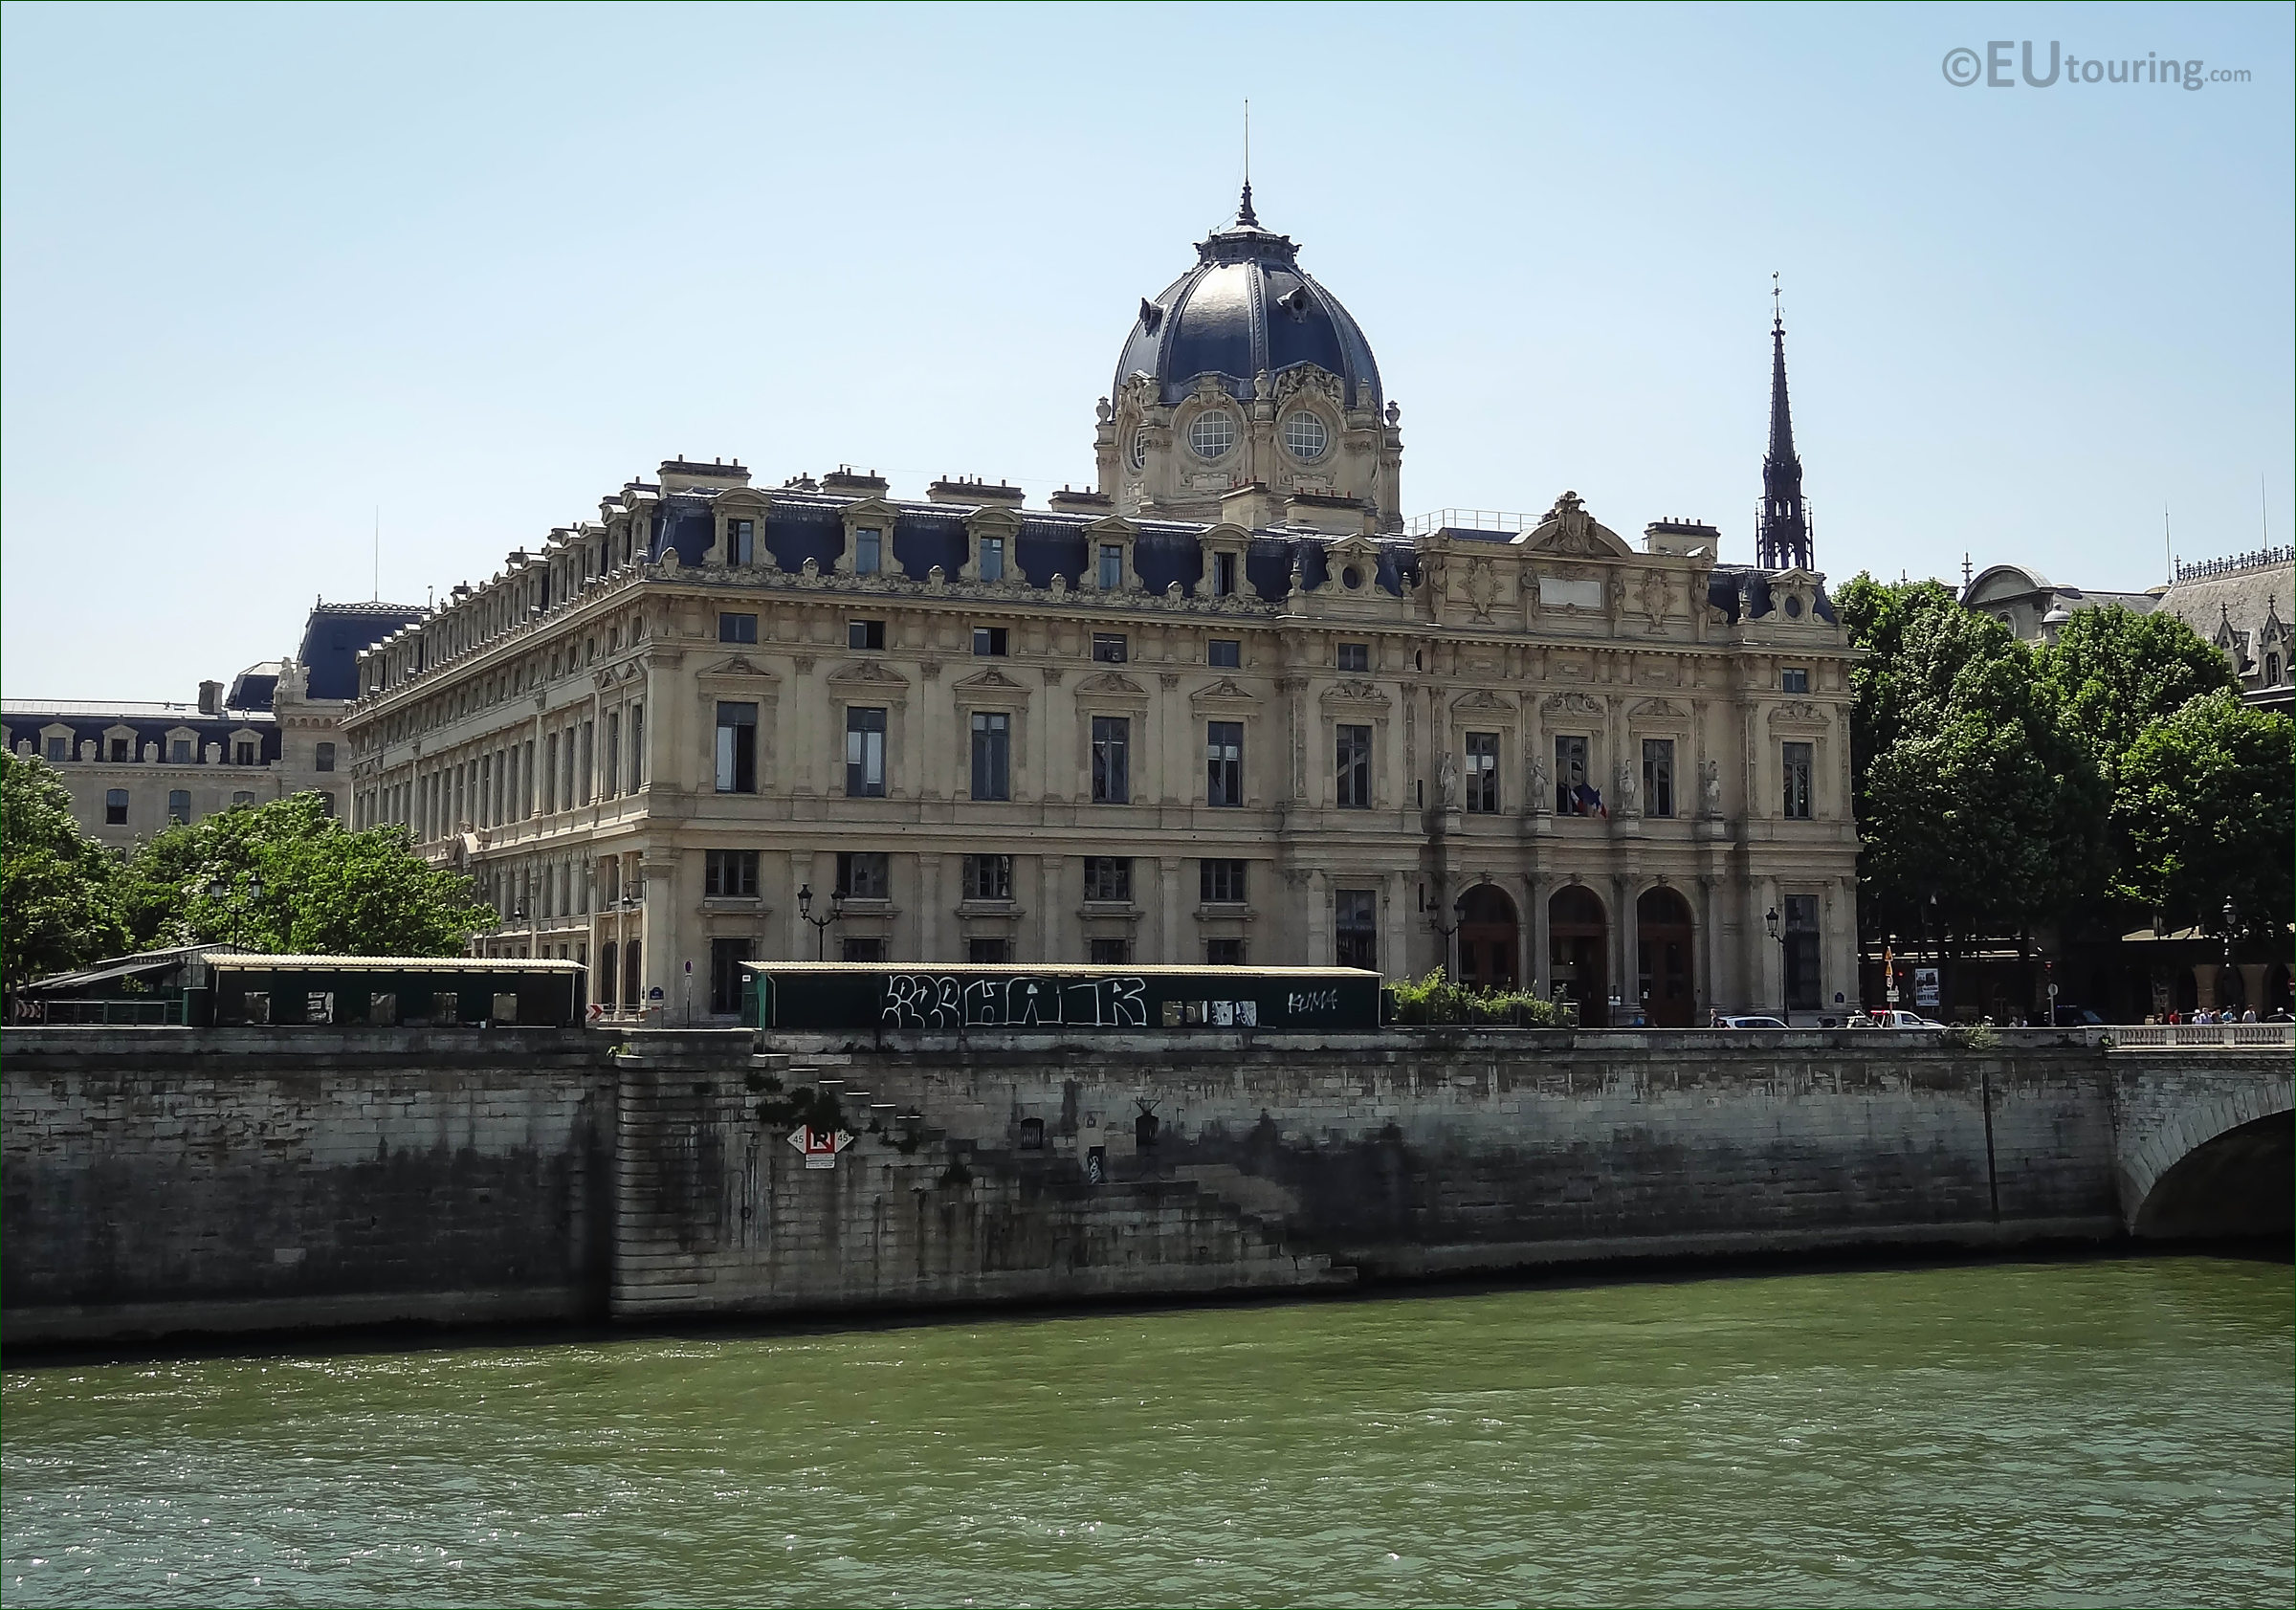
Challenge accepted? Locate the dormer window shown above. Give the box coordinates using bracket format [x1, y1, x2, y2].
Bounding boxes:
[854, 528, 883, 576]
[1213, 551, 1239, 596]
[979, 536, 1005, 583]
[727, 518, 754, 565]
[1097, 543, 1124, 590]
[168, 739, 192, 763]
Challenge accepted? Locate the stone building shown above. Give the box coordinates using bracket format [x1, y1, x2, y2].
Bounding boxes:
[4, 602, 420, 849]
[1963, 548, 2292, 713]
[338, 192, 1862, 1026]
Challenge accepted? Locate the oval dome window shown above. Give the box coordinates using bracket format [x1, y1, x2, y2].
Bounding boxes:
[1283, 411, 1328, 461]
[1188, 411, 1236, 460]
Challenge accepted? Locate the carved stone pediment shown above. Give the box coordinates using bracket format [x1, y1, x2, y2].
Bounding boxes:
[1074, 670, 1148, 702]
[1767, 699, 1829, 730]
[1449, 688, 1516, 715]
[697, 653, 779, 684]
[1320, 678, 1391, 709]
[827, 659, 910, 693]
[951, 666, 1030, 703]
[1190, 676, 1258, 708]
[1513, 489, 1634, 559]
[1628, 697, 1688, 720]
[1540, 690, 1606, 717]
[1082, 514, 1139, 543]
[966, 504, 1024, 540]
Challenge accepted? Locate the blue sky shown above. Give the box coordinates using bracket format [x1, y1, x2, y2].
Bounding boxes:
[4, 2, 2288, 700]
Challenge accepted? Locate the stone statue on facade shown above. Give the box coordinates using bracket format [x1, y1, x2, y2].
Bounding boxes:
[1527, 753, 1552, 813]
[1615, 761, 1640, 817]
[1699, 758, 1722, 817]
[1438, 750, 1459, 807]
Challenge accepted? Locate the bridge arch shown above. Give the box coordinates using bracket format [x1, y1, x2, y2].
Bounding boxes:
[2121, 1077, 2293, 1241]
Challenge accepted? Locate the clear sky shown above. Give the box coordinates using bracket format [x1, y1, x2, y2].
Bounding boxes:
[3, 2, 2289, 701]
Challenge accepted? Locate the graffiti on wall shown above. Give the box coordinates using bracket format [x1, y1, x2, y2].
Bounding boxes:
[880, 974, 1149, 1031]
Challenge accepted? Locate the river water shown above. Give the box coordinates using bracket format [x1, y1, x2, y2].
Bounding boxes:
[4, 1256, 2289, 1607]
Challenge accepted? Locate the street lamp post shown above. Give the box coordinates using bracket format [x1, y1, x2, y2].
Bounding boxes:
[206, 874, 264, 950]
[1427, 894, 1464, 983]
[1764, 905, 1791, 1025]
[2221, 895, 2239, 1011]
[797, 883, 845, 961]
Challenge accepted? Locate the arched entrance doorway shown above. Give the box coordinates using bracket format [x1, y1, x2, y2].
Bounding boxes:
[1549, 885, 1609, 1026]
[1636, 887, 1695, 1026]
[1456, 883, 1519, 990]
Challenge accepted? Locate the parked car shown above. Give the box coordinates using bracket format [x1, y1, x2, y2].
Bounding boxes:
[1715, 1015, 1790, 1028]
[1865, 1009, 1945, 1027]
[2050, 1004, 2107, 1026]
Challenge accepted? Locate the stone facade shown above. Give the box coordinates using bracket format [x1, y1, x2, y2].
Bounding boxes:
[336, 200, 1864, 1025]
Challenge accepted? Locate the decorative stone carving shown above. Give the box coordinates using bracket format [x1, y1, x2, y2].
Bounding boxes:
[1615, 761, 1640, 816]
[1699, 759, 1722, 816]
[1540, 690, 1604, 717]
[1438, 750, 1459, 807]
[1466, 559, 1497, 621]
[1526, 753, 1552, 813]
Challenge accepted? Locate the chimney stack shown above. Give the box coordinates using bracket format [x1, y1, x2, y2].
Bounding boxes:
[197, 680, 223, 716]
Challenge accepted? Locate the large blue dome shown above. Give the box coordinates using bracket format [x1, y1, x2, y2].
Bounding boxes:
[1112, 187, 1382, 412]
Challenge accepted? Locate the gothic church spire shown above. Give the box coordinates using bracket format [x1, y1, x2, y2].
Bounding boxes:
[1757, 276, 1812, 571]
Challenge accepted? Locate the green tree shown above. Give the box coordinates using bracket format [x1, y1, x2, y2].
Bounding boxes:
[117, 793, 495, 956]
[2033, 606, 2239, 782]
[1836, 575, 2107, 947]
[1, 751, 125, 986]
[2113, 690, 2294, 941]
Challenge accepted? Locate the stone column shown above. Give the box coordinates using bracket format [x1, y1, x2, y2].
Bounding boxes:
[2238, 962, 2269, 1015]
[1696, 874, 1719, 1020]
[1525, 871, 1552, 997]
[1159, 855, 1184, 963]
[2193, 963, 2221, 1012]
[1612, 872, 1636, 1022]
[1383, 870, 1409, 981]
[916, 853, 942, 962]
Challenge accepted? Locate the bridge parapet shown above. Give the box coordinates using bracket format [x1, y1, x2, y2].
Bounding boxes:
[2108, 1024, 2290, 1050]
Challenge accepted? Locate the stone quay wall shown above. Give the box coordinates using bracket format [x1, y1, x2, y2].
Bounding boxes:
[3, 1028, 615, 1345]
[7, 1025, 2277, 1347]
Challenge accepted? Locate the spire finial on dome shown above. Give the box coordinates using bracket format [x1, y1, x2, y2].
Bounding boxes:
[1237, 98, 1258, 226]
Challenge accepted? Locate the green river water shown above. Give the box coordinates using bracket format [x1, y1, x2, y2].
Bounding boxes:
[3, 1256, 2289, 1607]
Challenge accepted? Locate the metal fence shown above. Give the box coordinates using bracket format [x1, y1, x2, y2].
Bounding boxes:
[2108, 1023, 2291, 1048]
[26, 998, 188, 1026]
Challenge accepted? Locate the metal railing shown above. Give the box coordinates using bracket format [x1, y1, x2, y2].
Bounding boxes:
[1405, 509, 1541, 538]
[2108, 1023, 2291, 1048]
[26, 998, 188, 1026]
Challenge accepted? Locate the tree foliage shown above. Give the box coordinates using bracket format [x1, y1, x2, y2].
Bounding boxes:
[2033, 606, 2239, 782]
[2112, 689, 2293, 940]
[1836, 575, 2106, 944]
[115, 793, 495, 956]
[1, 752, 125, 987]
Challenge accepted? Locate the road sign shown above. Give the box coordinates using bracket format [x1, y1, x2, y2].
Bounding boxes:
[787, 1126, 854, 1170]
[648, 985, 664, 1002]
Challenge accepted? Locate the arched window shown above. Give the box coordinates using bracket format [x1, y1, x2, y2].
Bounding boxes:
[1187, 410, 1235, 460]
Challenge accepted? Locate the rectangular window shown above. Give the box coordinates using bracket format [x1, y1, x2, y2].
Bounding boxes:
[105, 788, 128, 825]
[1089, 634, 1126, 666]
[853, 528, 883, 575]
[1200, 858, 1247, 904]
[1083, 856, 1132, 903]
[168, 739, 192, 763]
[579, 723, 593, 805]
[968, 937, 1012, 964]
[1784, 893, 1821, 1010]
[1642, 739, 1676, 818]
[1091, 716, 1130, 804]
[978, 537, 1004, 583]
[846, 707, 888, 797]
[715, 701, 758, 794]
[232, 790, 254, 809]
[1212, 551, 1238, 597]
[1088, 937, 1131, 965]
[969, 711, 1010, 801]
[704, 849, 759, 897]
[44, 737, 67, 761]
[110, 737, 131, 762]
[1097, 542, 1124, 589]
[1205, 720, 1243, 806]
[629, 704, 643, 792]
[1335, 889, 1378, 970]
[1207, 638, 1241, 669]
[1336, 724, 1372, 808]
[1555, 735, 1590, 814]
[1205, 938, 1247, 966]
[719, 612, 759, 644]
[849, 618, 886, 651]
[1780, 667, 1810, 694]
[544, 733, 560, 811]
[1465, 733, 1499, 813]
[972, 626, 1007, 657]
[314, 740, 335, 773]
[166, 789, 190, 825]
[842, 937, 888, 963]
[727, 518, 755, 566]
[709, 937, 754, 1015]
[233, 740, 256, 765]
[962, 853, 1012, 901]
[1337, 642, 1370, 673]
[603, 714, 620, 799]
[1782, 741, 1814, 819]
[835, 851, 889, 899]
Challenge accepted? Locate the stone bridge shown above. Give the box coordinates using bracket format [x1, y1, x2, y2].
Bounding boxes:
[2109, 1046, 2292, 1240]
